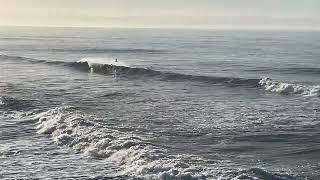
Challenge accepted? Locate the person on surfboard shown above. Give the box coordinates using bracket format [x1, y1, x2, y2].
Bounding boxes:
[113, 58, 118, 77]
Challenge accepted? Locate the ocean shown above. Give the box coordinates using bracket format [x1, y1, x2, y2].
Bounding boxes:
[0, 27, 319, 179]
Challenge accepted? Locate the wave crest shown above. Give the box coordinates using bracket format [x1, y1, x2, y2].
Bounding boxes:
[259, 78, 320, 96]
[74, 60, 260, 88]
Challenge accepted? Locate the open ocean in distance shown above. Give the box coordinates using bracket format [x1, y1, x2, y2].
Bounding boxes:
[0, 27, 320, 179]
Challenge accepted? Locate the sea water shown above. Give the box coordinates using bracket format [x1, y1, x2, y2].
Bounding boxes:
[0, 27, 320, 179]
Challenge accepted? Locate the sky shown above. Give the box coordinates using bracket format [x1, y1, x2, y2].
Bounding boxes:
[0, 0, 319, 29]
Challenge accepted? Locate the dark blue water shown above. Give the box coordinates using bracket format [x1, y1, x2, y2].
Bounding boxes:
[0, 27, 320, 179]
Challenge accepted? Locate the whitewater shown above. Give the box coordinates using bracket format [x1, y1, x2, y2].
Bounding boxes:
[1, 27, 320, 179]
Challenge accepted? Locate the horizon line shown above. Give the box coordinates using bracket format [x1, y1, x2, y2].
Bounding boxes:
[1, 25, 320, 31]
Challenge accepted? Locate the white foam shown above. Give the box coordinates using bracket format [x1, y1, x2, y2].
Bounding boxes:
[34, 107, 212, 179]
[78, 57, 128, 67]
[259, 78, 320, 96]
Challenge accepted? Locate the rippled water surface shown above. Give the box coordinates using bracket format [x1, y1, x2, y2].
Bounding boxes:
[0, 27, 320, 179]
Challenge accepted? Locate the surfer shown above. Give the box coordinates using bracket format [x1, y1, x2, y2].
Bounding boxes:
[113, 58, 118, 77]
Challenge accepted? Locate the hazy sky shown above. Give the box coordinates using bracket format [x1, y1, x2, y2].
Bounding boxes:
[0, 0, 319, 29]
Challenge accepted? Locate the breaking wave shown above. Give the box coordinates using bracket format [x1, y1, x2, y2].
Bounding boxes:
[259, 78, 320, 96]
[75, 59, 260, 87]
[33, 106, 295, 179]
[1, 54, 320, 97]
[34, 106, 211, 179]
[0, 54, 260, 87]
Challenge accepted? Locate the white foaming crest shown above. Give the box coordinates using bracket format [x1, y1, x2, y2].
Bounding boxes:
[0, 52, 8, 59]
[259, 78, 320, 96]
[78, 57, 128, 68]
[34, 107, 213, 179]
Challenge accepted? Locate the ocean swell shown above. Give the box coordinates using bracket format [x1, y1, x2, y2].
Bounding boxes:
[2, 54, 319, 97]
[0, 47, 167, 54]
[0, 95, 37, 110]
[0, 54, 46, 63]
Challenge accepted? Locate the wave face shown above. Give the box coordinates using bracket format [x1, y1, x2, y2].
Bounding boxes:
[34, 107, 211, 179]
[74, 60, 261, 88]
[259, 78, 320, 96]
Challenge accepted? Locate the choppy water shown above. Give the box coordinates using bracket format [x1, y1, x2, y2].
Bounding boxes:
[0, 27, 320, 179]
